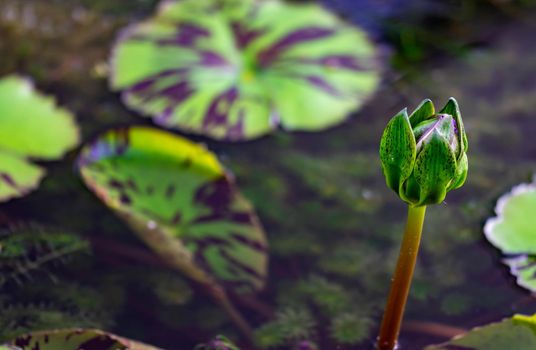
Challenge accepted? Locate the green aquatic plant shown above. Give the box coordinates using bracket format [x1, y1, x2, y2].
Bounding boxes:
[426, 313, 536, 350]
[296, 275, 351, 317]
[254, 307, 316, 348]
[0, 301, 109, 341]
[77, 126, 267, 342]
[0, 225, 123, 340]
[330, 313, 373, 345]
[110, 0, 381, 141]
[0, 225, 89, 288]
[265, 275, 374, 347]
[2, 328, 161, 350]
[377, 98, 468, 350]
[0, 75, 79, 202]
[195, 335, 240, 350]
[484, 178, 536, 292]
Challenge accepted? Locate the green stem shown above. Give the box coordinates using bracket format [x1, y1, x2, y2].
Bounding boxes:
[377, 205, 427, 350]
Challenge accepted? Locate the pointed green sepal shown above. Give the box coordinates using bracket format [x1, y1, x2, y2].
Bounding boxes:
[409, 99, 435, 127]
[379, 108, 416, 195]
[439, 97, 467, 157]
[413, 131, 457, 206]
[399, 174, 421, 205]
[448, 151, 468, 191]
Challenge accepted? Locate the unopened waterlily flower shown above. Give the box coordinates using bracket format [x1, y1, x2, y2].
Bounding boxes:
[379, 98, 468, 206]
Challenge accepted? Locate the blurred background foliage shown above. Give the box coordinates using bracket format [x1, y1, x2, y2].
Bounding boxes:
[1, 0, 536, 349]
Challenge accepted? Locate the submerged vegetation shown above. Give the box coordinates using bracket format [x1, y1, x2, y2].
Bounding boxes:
[1, 0, 536, 349]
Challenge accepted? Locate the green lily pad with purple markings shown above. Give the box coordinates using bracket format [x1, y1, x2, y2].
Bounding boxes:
[484, 179, 536, 292]
[77, 126, 268, 292]
[4, 328, 161, 350]
[425, 314, 536, 350]
[0, 75, 79, 202]
[111, 0, 382, 141]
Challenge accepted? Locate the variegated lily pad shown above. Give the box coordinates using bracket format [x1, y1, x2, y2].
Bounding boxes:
[77, 126, 267, 292]
[484, 179, 536, 292]
[4, 328, 161, 350]
[111, 0, 381, 141]
[0, 75, 79, 202]
[425, 314, 536, 350]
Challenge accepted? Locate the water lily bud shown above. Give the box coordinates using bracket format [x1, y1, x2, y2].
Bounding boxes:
[379, 98, 468, 206]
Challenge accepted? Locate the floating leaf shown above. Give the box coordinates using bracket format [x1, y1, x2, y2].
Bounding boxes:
[425, 314, 536, 350]
[484, 180, 536, 291]
[78, 126, 267, 292]
[3, 329, 161, 350]
[0, 75, 79, 202]
[111, 0, 381, 141]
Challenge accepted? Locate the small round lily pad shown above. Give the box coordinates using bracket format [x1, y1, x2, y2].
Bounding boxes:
[484, 180, 536, 292]
[111, 0, 382, 141]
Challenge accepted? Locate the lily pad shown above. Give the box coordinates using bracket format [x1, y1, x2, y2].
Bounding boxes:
[77, 126, 267, 292]
[3, 328, 161, 350]
[111, 0, 382, 141]
[484, 180, 536, 291]
[0, 75, 79, 202]
[425, 314, 536, 350]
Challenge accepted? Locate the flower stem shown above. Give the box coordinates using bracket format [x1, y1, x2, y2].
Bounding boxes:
[377, 205, 427, 350]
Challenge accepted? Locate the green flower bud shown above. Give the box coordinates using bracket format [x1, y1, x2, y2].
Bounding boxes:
[380, 98, 468, 206]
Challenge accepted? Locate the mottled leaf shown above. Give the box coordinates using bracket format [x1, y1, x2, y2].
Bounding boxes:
[111, 0, 382, 141]
[4, 328, 161, 350]
[78, 126, 267, 292]
[0, 75, 79, 202]
[484, 180, 536, 291]
[425, 314, 536, 350]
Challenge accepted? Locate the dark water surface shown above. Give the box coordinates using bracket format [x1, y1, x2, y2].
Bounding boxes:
[1, 1, 536, 349]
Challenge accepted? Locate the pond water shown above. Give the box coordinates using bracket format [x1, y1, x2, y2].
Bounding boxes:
[1, 1, 536, 349]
